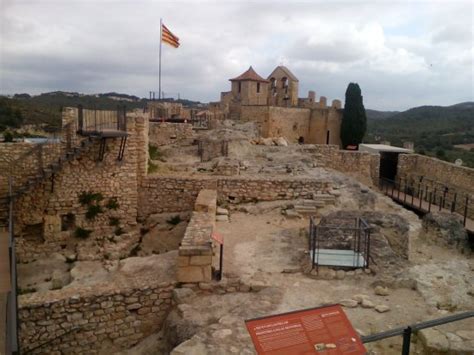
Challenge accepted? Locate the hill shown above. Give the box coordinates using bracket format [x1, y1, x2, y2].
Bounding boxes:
[366, 102, 474, 167]
[0, 92, 202, 132]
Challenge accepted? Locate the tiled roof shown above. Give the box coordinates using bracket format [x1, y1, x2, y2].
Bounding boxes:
[229, 66, 269, 82]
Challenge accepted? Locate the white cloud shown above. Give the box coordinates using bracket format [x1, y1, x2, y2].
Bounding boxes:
[0, 0, 472, 110]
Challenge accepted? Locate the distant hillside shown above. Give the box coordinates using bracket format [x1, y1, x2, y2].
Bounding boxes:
[366, 102, 474, 167]
[0, 92, 202, 132]
[366, 109, 399, 120]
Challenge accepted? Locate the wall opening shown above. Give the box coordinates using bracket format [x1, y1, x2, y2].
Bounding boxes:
[238, 82, 241, 93]
[326, 130, 330, 144]
[379, 152, 399, 181]
[298, 136, 305, 144]
[23, 223, 45, 243]
[61, 213, 76, 231]
[257, 82, 260, 93]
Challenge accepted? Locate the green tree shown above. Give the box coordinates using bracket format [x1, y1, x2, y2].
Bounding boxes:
[340, 83, 367, 148]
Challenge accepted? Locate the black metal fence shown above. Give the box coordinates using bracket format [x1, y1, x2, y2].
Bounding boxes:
[379, 177, 473, 226]
[309, 216, 371, 272]
[361, 310, 474, 355]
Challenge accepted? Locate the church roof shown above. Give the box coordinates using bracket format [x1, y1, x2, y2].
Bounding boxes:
[268, 66, 299, 82]
[229, 66, 269, 82]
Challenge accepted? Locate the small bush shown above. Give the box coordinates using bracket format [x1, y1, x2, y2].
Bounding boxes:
[74, 227, 92, 239]
[3, 131, 13, 142]
[166, 215, 182, 225]
[109, 216, 120, 227]
[149, 144, 163, 160]
[86, 204, 103, 220]
[148, 160, 159, 173]
[79, 191, 104, 206]
[105, 197, 119, 210]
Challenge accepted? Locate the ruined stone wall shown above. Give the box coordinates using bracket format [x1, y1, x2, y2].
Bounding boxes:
[240, 105, 269, 136]
[139, 175, 332, 217]
[177, 189, 216, 283]
[13, 113, 149, 262]
[397, 154, 474, 194]
[148, 122, 194, 147]
[18, 278, 176, 354]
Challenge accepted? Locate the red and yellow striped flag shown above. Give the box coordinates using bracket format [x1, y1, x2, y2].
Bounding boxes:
[161, 23, 180, 48]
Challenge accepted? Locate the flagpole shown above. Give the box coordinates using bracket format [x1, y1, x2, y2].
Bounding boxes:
[159, 18, 162, 100]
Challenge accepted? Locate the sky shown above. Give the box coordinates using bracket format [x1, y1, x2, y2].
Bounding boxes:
[0, 0, 473, 110]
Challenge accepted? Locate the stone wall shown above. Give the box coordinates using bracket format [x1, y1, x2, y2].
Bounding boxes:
[300, 145, 380, 186]
[11, 110, 149, 262]
[139, 175, 332, 217]
[148, 122, 194, 147]
[19, 272, 176, 354]
[397, 154, 474, 194]
[239, 105, 342, 146]
[177, 189, 217, 283]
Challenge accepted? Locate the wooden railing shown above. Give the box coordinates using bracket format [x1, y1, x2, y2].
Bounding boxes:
[77, 105, 127, 134]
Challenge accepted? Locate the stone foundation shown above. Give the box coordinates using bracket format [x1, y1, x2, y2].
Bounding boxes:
[139, 175, 332, 218]
[148, 122, 194, 147]
[177, 189, 217, 283]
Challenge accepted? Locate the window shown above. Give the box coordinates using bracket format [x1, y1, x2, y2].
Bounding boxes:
[281, 77, 288, 89]
[270, 78, 276, 89]
[238, 82, 241, 93]
[257, 82, 260, 93]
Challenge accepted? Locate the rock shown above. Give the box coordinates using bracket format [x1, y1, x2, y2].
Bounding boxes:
[284, 209, 301, 219]
[216, 215, 229, 222]
[65, 254, 77, 263]
[260, 138, 274, 146]
[212, 329, 233, 339]
[274, 137, 288, 147]
[352, 294, 369, 304]
[375, 305, 390, 313]
[218, 315, 241, 325]
[374, 286, 390, 296]
[418, 328, 450, 353]
[216, 207, 229, 216]
[171, 337, 207, 355]
[250, 281, 266, 292]
[456, 330, 474, 340]
[340, 299, 358, 308]
[172, 288, 196, 304]
[335, 270, 345, 280]
[199, 282, 213, 290]
[361, 299, 375, 308]
[282, 267, 300, 274]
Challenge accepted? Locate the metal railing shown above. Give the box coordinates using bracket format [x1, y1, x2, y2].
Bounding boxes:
[361, 310, 474, 355]
[379, 177, 473, 227]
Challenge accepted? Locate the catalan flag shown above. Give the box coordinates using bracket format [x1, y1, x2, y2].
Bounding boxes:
[161, 23, 180, 48]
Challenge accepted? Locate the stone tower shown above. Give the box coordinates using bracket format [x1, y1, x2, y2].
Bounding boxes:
[267, 66, 299, 107]
[229, 66, 269, 106]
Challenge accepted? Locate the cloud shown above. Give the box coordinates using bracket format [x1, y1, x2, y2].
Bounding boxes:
[0, 0, 472, 110]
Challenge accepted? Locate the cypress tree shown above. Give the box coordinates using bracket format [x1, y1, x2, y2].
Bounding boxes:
[340, 83, 367, 149]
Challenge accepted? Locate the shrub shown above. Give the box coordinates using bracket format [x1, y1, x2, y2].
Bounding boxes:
[74, 227, 92, 239]
[86, 205, 103, 220]
[149, 144, 164, 160]
[3, 130, 13, 142]
[109, 216, 120, 227]
[166, 215, 182, 225]
[105, 197, 119, 210]
[79, 191, 104, 206]
[148, 160, 159, 173]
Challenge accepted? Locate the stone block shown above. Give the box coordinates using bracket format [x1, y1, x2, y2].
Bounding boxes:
[177, 266, 204, 283]
[189, 255, 212, 266]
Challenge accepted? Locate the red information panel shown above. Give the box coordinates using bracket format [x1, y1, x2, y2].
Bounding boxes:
[212, 231, 224, 245]
[245, 304, 366, 355]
